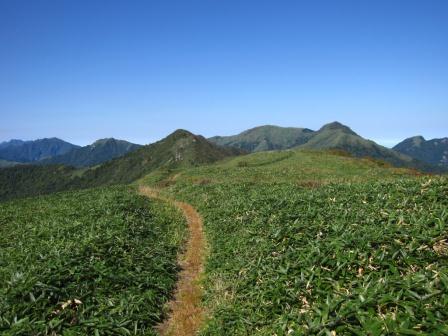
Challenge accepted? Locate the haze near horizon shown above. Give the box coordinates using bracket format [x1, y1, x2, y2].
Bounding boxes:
[1, 0, 447, 146]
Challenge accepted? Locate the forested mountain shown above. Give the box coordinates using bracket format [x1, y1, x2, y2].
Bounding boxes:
[394, 136, 448, 168]
[38, 138, 141, 167]
[0, 138, 79, 163]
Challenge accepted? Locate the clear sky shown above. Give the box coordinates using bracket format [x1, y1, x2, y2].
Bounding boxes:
[1, 0, 447, 147]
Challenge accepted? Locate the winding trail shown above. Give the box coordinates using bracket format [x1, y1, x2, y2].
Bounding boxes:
[139, 186, 206, 336]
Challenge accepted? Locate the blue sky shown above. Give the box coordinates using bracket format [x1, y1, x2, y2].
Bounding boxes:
[0, 0, 447, 147]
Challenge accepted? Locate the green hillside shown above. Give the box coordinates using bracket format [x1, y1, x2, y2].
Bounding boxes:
[0, 138, 79, 163]
[209, 122, 442, 172]
[2, 133, 447, 334]
[38, 138, 141, 168]
[142, 148, 413, 188]
[298, 122, 429, 170]
[77, 129, 243, 187]
[142, 148, 447, 335]
[0, 186, 185, 335]
[209, 125, 313, 152]
[0, 130, 243, 202]
[394, 136, 448, 168]
[173, 178, 447, 335]
[0, 165, 79, 202]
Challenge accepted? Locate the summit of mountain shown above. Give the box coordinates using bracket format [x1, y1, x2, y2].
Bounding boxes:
[38, 138, 141, 168]
[0, 138, 79, 163]
[394, 136, 448, 167]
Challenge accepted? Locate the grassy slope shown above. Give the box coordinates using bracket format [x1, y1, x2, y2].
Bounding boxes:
[79, 130, 242, 187]
[0, 164, 79, 202]
[0, 130, 242, 202]
[141, 149, 415, 187]
[299, 128, 418, 168]
[0, 186, 186, 335]
[142, 149, 448, 335]
[295, 123, 442, 173]
[209, 125, 313, 152]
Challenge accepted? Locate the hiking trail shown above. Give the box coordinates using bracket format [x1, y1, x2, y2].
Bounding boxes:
[139, 186, 206, 336]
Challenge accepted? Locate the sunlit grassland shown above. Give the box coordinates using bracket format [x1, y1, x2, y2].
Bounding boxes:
[0, 187, 186, 335]
[144, 149, 447, 335]
[140, 149, 415, 188]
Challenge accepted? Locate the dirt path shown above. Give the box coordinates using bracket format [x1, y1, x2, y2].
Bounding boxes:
[139, 186, 206, 336]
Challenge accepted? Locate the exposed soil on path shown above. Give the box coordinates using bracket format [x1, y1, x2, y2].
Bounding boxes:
[139, 186, 206, 336]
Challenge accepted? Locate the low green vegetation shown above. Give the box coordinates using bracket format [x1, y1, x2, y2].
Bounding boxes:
[0, 187, 186, 335]
[0, 164, 79, 202]
[147, 149, 447, 335]
[2, 137, 447, 335]
[141, 149, 415, 187]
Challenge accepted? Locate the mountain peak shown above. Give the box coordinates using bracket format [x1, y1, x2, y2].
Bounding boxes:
[393, 135, 448, 169]
[0, 137, 79, 162]
[92, 138, 115, 146]
[39, 138, 141, 167]
[319, 121, 357, 135]
[409, 135, 426, 144]
[209, 125, 315, 152]
[394, 136, 426, 150]
[0, 139, 25, 148]
[167, 129, 196, 140]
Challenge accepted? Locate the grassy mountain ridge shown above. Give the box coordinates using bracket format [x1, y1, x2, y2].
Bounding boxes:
[0, 129, 243, 202]
[209, 125, 314, 152]
[143, 143, 447, 335]
[2, 127, 447, 334]
[394, 136, 448, 167]
[0, 138, 79, 162]
[299, 122, 432, 170]
[210, 122, 443, 172]
[142, 146, 414, 188]
[174, 177, 448, 335]
[77, 129, 243, 187]
[38, 138, 141, 167]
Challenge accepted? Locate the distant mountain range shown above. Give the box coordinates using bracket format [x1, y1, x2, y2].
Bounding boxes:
[0, 137, 140, 168]
[209, 122, 446, 172]
[1, 122, 447, 174]
[0, 138, 79, 163]
[76, 129, 243, 187]
[38, 138, 141, 168]
[0, 130, 242, 201]
[393, 136, 448, 168]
